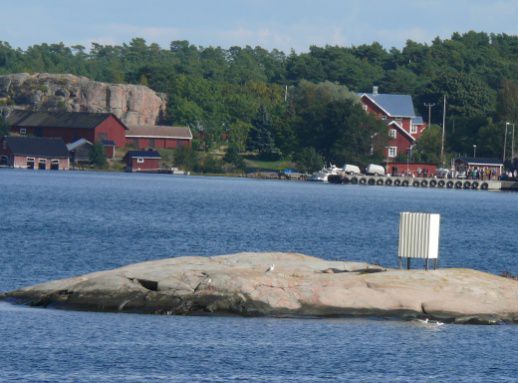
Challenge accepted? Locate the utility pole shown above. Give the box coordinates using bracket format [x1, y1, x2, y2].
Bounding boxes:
[424, 103, 435, 128]
[441, 95, 446, 166]
[512, 123, 515, 160]
[504, 122, 510, 163]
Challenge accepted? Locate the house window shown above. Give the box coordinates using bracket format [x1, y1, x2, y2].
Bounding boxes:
[388, 147, 397, 158]
[137, 157, 144, 163]
[389, 129, 397, 138]
[410, 124, 418, 134]
[20, 128, 27, 135]
[362, 104, 368, 111]
[381, 115, 387, 120]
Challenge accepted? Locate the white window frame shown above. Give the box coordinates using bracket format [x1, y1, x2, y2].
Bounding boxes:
[410, 124, 418, 134]
[389, 129, 397, 138]
[20, 128, 27, 135]
[362, 104, 368, 111]
[136, 157, 144, 163]
[381, 115, 387, 120]
[388, 147, 398, 158]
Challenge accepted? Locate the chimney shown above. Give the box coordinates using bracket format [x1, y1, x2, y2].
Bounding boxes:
[372, 86, 379, 95]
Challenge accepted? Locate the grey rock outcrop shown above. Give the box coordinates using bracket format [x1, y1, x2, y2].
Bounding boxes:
[0, 73, 167, 126]
[2, 252, 518, 324]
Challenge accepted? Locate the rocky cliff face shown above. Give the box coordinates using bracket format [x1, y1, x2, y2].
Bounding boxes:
[0, 73, 167, 126]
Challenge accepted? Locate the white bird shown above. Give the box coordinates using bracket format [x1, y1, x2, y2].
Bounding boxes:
[265, 264, 275, 273]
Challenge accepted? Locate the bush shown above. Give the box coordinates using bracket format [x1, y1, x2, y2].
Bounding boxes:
[295, 147, 324, 173]
[202, 155, 224, 173]
[224, 144, 246, 170]
[174, 146, 199, 171]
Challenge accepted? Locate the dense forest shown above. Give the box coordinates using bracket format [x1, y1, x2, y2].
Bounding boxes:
[1, 31, 518, 169]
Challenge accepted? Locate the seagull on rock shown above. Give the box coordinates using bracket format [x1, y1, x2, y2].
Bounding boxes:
[265, 264, 275, 273]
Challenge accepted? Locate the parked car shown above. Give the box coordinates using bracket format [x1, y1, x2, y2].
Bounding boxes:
[343, 164, 361, 175]
[365, 164, 385, 176]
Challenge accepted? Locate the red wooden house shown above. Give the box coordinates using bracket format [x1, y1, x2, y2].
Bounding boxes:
[7, 110, 128, 149]
[359, 87, 426, 162]
[125, 126, 192, 149]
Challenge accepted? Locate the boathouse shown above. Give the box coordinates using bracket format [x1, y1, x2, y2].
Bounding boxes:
[7, 110, 128, 148]
[1, 136, 70, 170]
[454, 157, 503, 178]
[125, 125, 192, 149]
[123, 150, 161, 172]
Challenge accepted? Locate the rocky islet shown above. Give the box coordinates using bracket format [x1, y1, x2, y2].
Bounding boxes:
[2, 252, 517, 324]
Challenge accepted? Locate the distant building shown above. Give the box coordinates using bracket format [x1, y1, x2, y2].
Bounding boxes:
[125, 125, 192, 149]
[66, 138, 93, 164]
[1, 136, 70, 170]
[123, 150, 161, 172]
[454, 157, 503, 178]
[359, 86, 427, 162]
[7, 110, 128, 150]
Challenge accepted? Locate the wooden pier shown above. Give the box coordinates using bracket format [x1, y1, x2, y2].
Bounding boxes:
[327, 174, 517, 191]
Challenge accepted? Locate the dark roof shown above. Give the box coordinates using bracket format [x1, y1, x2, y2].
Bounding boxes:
[7, 111, 128, 130]
[455, 157, 503, 165]
[360, 93, 416, 117]
[125, 150, 161, 159]
[4, 136, 69, 157]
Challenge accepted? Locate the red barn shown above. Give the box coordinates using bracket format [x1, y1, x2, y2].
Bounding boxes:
[123, 150, 161, 172]
[7, 110, 128, 148]
[359, 87, 427, 163]
[125, 125, 193, 149]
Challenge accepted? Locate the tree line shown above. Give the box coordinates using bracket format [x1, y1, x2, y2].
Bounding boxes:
[1, 31, 518, 169]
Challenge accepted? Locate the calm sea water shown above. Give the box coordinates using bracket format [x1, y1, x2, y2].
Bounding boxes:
[1, 169, 517, 382]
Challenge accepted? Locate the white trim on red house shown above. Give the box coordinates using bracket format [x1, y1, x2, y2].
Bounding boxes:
[387, 121, 416, 142]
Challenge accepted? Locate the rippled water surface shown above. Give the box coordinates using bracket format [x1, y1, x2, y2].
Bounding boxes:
[1, 170, 517, 382]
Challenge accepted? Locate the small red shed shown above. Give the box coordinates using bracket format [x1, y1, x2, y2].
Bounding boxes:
[123, 150, 161, 172]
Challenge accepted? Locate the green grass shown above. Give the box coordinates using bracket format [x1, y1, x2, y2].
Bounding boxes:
[244, 159, 296, 171]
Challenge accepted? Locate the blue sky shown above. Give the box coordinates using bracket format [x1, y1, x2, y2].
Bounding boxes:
[2, 0, 518, 52]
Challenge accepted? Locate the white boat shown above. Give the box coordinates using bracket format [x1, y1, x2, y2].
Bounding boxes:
[309, 164, 342, 182]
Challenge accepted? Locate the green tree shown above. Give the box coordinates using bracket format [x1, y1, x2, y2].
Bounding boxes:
[413, 125, 442, 164]
[89, 143, 107, 168]
[247, 105, 281, 160]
